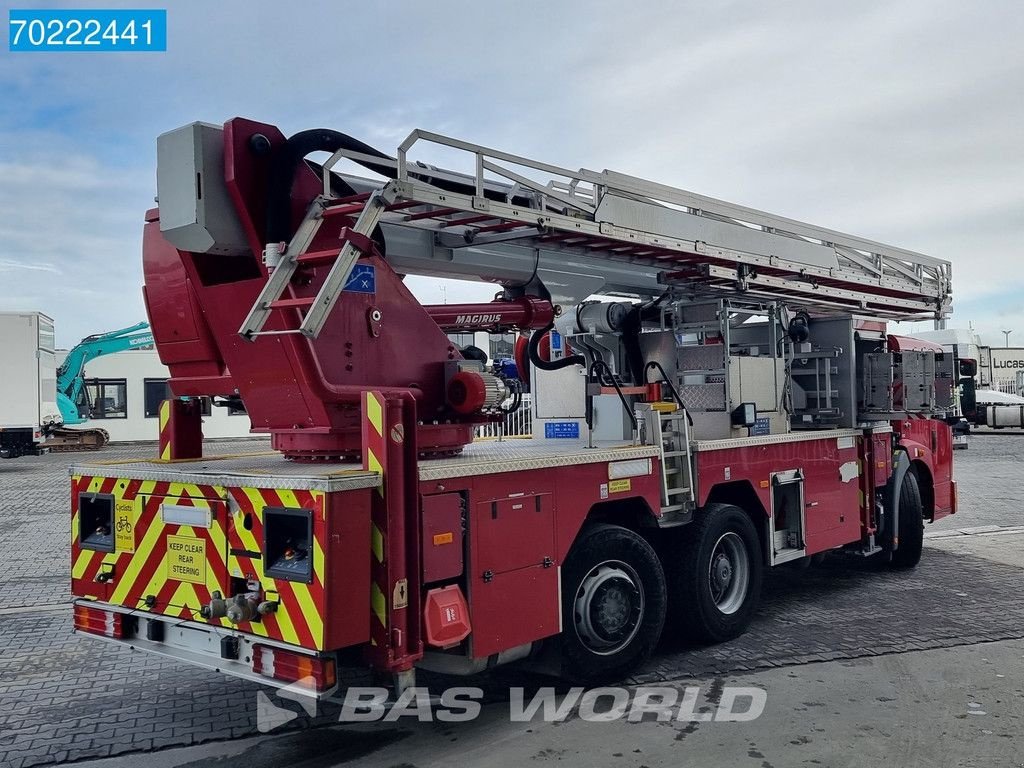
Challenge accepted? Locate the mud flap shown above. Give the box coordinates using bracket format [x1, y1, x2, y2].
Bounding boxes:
[880, 450, 910, 552]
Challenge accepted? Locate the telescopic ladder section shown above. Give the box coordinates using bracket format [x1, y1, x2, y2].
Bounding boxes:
[239, 128, 952, 339]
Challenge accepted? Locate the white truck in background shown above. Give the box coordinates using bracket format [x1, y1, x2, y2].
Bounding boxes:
[915, 328, 1024, 430]
[0, 311, 59, 458]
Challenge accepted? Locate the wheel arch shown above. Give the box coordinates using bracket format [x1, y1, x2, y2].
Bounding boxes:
[702, 480, 768, 561]
[584, 496, 660, 533]
[911, 459, 935, 521]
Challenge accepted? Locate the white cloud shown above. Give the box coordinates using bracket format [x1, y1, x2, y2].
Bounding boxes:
[1, 0, 1022, 345]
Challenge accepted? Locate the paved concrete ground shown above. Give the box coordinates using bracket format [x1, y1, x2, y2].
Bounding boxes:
[930, 432, 1024, 532]
[0, 435, 1022, 767]
[82, 635, 1024, 768]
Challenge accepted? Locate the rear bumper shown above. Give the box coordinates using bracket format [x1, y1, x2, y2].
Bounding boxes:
[72, 599, 341, 699]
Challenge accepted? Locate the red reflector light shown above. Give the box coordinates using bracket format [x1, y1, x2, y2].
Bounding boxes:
[73, 604, 132, 639]
[252, 645, 336, 691]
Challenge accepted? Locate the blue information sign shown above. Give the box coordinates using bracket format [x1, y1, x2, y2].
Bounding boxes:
[344, 265, 376, 294]
[544, 421, 580, 439]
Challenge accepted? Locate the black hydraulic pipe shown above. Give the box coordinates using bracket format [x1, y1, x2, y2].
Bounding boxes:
[528, 321, 585, 371]
[265, 129, 395, 245]
[267, 130, 540, 246]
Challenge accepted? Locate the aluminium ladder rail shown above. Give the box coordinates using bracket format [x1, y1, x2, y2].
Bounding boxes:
[240, 129, 952, 339]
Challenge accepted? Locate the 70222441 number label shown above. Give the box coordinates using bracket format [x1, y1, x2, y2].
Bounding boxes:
[9, 9, 167, 52]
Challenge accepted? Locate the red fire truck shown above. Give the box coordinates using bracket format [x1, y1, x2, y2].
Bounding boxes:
[71, 119, 955, 693]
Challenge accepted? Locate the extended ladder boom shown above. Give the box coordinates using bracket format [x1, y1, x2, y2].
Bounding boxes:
[240, 128, 952, 339]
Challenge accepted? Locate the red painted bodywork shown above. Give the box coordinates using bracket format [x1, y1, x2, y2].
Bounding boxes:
[693, 434, 864, 554]
[894, 416, 955, 519]
[888, 334, 945, 353]
[417, 460, 663, 658]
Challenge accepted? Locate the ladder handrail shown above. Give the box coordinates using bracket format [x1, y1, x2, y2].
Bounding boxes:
[394, 128, 951, 298]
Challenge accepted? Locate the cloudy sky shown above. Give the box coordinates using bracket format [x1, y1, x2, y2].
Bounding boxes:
[1, 0, 1021, 347]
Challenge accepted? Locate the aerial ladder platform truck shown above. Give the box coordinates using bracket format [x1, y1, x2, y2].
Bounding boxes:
[70, 119, 956, 693]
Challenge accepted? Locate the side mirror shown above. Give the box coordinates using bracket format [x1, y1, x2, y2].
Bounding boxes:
[959, 359, 977, 377]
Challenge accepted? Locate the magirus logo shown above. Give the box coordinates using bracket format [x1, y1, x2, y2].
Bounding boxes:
[454, 314, 503, 325]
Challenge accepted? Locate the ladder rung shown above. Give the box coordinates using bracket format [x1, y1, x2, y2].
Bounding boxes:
[405, 206, 461, 222]
[296, 249, 339, 267]
[666, 487, 691, 496]
[472, 220, 530, 234]
[662, 450, 689, 458]
[325, 192, 373, 206]
[269, 297, 315, 310]
[660, 504, 685, 514]
[322, 203, 367, 218]
[440, 214, 495, 228]
[386, 200, 421, 212]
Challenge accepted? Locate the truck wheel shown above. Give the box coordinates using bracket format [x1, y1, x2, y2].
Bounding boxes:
[891, 470, 924, 569]
[561, 524, 667, 682]
[669, 504, 763, 644]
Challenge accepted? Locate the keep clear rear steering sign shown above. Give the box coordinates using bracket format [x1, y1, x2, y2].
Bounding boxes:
[167, 536, 206, 584]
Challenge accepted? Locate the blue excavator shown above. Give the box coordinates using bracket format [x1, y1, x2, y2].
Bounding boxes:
[44, 322, 154, 451]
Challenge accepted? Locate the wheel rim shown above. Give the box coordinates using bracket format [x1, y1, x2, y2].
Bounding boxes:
[708, 532, 750, 615]
[573, 560, 645, 656]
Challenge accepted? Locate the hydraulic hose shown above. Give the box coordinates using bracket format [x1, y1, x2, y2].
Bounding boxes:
[528, 321, 585, 371]
[266, 129, 540, 247]
[265, 129, 395, 245]
[645, 360, 693, 426]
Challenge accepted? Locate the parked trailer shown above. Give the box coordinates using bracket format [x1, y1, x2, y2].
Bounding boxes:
[71, 118, 956, 694]
[0, 311, 58, 459]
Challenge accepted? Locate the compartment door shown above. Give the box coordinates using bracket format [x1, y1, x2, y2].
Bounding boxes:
[470, 492, 560, 658]
[107, 487, 229, 622]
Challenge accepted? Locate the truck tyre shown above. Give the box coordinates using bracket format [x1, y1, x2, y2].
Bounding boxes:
[668, 504, 763, 644]
[891, 470, 924, 569]
[561, 524, 667, 682]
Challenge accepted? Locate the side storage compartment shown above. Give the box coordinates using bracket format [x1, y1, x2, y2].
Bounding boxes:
[469, 489, 560, 658]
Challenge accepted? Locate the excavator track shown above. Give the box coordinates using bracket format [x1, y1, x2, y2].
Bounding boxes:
[44, 427, 109, 452]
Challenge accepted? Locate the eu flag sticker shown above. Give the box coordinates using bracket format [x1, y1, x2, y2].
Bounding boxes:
[344, 265, 376, 294]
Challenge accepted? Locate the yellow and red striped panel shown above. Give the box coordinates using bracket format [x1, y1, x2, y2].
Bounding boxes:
[71, 474, 330, 650]
[71, 475, 227, 621]
[362, 391, 389, 654]
[225, 486, 327, 649]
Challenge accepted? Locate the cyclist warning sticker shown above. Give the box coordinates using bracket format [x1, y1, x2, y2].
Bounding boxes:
[114, 500, 136, 553]
[167, 536, 206, 584]
[608, 479, 632, 494]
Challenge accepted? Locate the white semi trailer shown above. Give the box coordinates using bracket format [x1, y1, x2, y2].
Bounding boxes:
[0, 311, 59, 458]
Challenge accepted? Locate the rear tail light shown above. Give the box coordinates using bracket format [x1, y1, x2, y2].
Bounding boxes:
[252, 644, 336, 692]
[73, 604, 134, 639]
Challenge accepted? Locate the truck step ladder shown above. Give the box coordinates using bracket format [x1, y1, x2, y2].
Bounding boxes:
[238, 188, 393, 339]
[654, 409, 694, 526]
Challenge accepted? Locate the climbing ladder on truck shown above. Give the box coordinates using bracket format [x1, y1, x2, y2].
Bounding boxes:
[240, 129, 951, 339]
